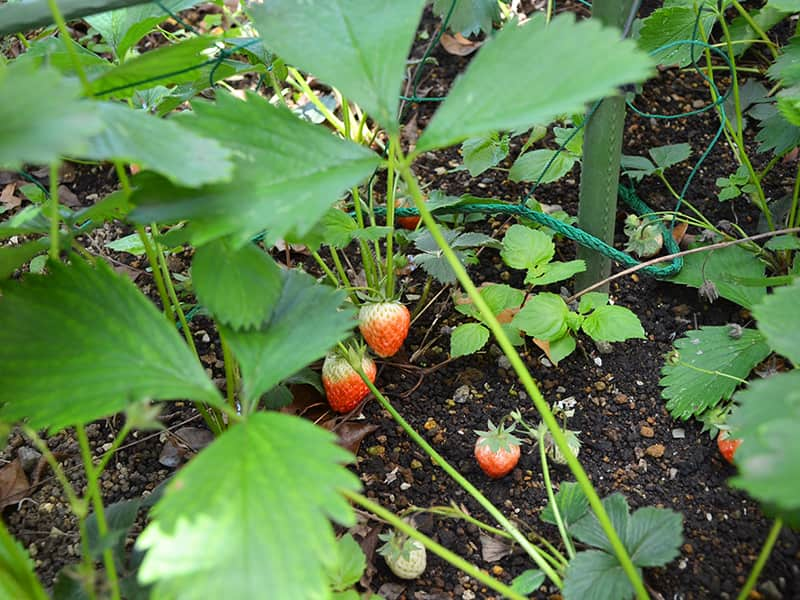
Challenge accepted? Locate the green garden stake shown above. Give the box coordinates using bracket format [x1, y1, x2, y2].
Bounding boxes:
[575, 0, 637, 292]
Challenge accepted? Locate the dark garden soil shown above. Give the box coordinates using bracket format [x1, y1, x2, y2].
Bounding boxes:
[2, 1, 800, 599]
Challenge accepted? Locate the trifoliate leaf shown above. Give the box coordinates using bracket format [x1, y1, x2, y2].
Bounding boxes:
[752, 278, 800, 364]
[729, 371, 800, 512]
[578, 292, 609, 314]
[479, 283, 525, 316]
[625, 507, 682, 567]
[0, 259, 221, 430]
[221, 269, 355, 407]
[417, 14, 653, 151]
[461, 133, 510, 176]
[0, 62, 103, 168]
[660, 326, 771, 420]
[581, 305, 645, 343]
[137, 412, 361, 599]
[249, 0, 426, 133]
[501, 224, 554, 271]
[192, 239, 283, 330]
[638, 6, 715, 67]
[563, 550, 634, 600]
[541, 481, 590, 528]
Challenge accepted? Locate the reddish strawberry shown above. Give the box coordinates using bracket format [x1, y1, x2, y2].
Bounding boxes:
[394, 198, 421, 230]
[474, 420, 522, 479]
[359, 301, 411, 358]
[322, 352, 377, 413]
[717, 431, 742, 464]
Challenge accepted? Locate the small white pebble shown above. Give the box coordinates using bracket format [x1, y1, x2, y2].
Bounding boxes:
[594, 356, 603, 367]
[672, 428, 685, 439]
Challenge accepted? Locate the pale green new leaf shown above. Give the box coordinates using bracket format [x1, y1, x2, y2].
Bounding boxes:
[0, 62, 103, 168]
[649, 143, 691, 170]
[512, 293, 569, 340]
[327, 534, 366, 592]
[767, 0, 800, 10]
[417, 13, 653, 151]
[221, 270, 355, 406]
[131, 92, 379, 246]
[563, 550, 634, 600]
[432, 0, 499, 36]
[0, 521, 48, 600]
[85, 103, 233, 186]
[729, 371, 800, 511]
[500, 224, 554, 271]
[581, 305, 645, 343]
[509, 149, 578, 184]
[528, 260, 585, 287]
[660, 326, 771, 419]
[510, 569, 545, 595]
[451, 323, 490, 358]
[578, 292, 609, 314]
[249, 0, 426, 133]
[192, 239, 283, 330]
[548, 333, 577, 364]
[667, 244, 767, 309]
[0, 259, 220, 430]
[137, 412, 361, 599]
[86, 0, 200, 58]
[638, 6, 716, 67]
[479, 283, 525, 316]
[752, 278, 800, 364]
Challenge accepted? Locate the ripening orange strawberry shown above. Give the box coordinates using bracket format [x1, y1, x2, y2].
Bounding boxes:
[717, 431, 742, 464]
[474, 420, 522, 479]
[358, 301, 411, 358]
[322, 352, 377, 413]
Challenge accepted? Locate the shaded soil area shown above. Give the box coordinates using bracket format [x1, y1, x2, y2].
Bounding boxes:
[2, 1, 799, 599]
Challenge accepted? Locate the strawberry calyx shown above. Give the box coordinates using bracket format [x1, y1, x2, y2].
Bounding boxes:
[474, 419, 523, 453]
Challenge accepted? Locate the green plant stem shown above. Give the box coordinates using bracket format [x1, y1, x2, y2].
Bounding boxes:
[49, 162, 60, 261]
[789, 160, 800, 229]
[135, 225, 175, 322]
[398, 162, 648, 598]
[311, 250, 340, 286]
[411, 276, 433, 320]
[350, 185, 380, 289]
[94, 421, 132, 475]
[384, 136, 399, 298]
[539, 433, 576, 559]
[286, 67, 345, 134]
[736, 518, 783, 600]
[267, 68, 288, 108]
[329, 247, 357, 302]
[219, 328, 239, 416]
[46, 0, 91, 92]
[345, 491, 528, 600]
[76, 425, 120, 600]
[716, 15, 774, 230]
[356, 369, 564, 587]
[730, 0, 779, 60]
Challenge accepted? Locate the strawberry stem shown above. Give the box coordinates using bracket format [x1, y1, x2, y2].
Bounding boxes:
[344, 490, 529, 600]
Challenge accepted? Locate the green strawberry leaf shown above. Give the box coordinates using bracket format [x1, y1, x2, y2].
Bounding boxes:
[581, 305, 645, 343]
[527, 260, 585, 287]
[130, 92, 379, 247]
[327, 534, 367, 592]
[416, 13, 653, 151]
[0, 259, 221, 431]
[563, 550, 634, 600]
[625, 506, 683, 567]
[479, 283, 525, 316]
[541, 481, 590, 528]
[638, 6, 716, 67]
[500, 224, 554, 271]
[571, 493, 631, 555]
[729, 371, 800, 512]
[667, 244, 767, 309]
[221, 269, 355, 408]
[0, 239, 49, 280]
[461, 133, 510, 176]
[451, 323, 491, 358]
[578, 292, 609, 315]
[249, 0, 426, 134]
[192, 239, 283, 330]
[86, 0, 201, 58]
[85, 102, 233, 187]
[648, 143, 692, 170]
[432, 0, 500, 36]
[513, 293, 570, 341]
[660, 326, 771, 420]
[752, 278, 800, 364]
[137, 412, 361, 599]
[768, 33, 800, 86]
[548, 333, 577, 365]
[0, 520, 48, 600]
[510, 569, 545, 595]
[509, 149, 578, 184]
[620, 154, 657, 182]
[0, 61, 104, 169]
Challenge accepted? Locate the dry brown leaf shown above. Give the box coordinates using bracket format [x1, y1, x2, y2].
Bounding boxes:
[533, 338, 553, 362]
[57, 185, 81, 209]
[496, 307, 520, 324]
[0, 458, 31, 509]
[671, 221, 688, 245]
[335, 422, 379, 455]
[440, 32, 483, 56]
[0, 183, 21, 210]
[158, 427, 214, 467]
[479, 532, 514, 562]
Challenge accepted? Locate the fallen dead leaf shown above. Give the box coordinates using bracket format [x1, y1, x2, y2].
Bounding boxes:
[479, 532, 514, 562]
[57, 185, 81, 209]
[0, 183, 21, 211]
[440, 32, 483, 56]
[496, 307, 520, 324]
[671, 221, 688, 245]
[533, 338, 553, 362]
[334, 421, 379, 455]
[158, 427, 214, 467]
[0, 458, 31, 509]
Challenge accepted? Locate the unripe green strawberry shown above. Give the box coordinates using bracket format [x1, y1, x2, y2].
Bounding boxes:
[358, 301, 411, 358]
[378, 530, 426, 580]
[322, 352, 376, 413]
